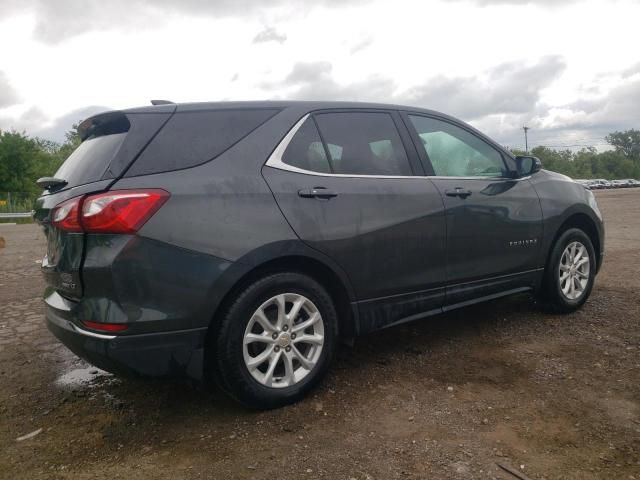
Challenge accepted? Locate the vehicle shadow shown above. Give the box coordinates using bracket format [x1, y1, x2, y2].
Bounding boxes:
[42, 291, 565, 457]
[87, 293, 544, 415]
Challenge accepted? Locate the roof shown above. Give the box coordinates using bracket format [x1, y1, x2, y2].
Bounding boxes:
[120, 100, 447, 117]
[83, 100, 508, 157]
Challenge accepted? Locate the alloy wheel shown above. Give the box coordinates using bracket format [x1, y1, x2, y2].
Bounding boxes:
[559, 241, 590, 300]
[242, 293, 325, 388]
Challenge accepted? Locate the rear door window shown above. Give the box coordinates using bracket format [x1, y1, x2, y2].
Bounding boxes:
[314, 112, 412, 176]
[127, 109, 280, 176]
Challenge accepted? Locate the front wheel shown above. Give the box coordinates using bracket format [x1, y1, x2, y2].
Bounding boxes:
[212, 272, 338, 409]
[542, 228, 596, 313]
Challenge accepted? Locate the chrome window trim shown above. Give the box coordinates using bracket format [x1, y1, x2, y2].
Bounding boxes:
[265, 113, 525, 181]
[265, 114, 312, 174]
[429, 175, 531, 181]
[265, 114, 420, 179]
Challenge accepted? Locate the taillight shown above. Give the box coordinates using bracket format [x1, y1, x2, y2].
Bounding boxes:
[51, 197, 83, 232]
[81, 190, 169, 234]
[81, 320, 129, 333]
[51, 189, 169, 234]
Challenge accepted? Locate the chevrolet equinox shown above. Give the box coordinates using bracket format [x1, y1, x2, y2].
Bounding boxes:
[36, 101, 604, 408]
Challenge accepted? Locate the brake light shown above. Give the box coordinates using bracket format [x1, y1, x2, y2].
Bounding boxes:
[51, 189, 169, 234]
[81, 320, 129, 333]
[51, 197, 83, 232]
[81, 190, 169, 234]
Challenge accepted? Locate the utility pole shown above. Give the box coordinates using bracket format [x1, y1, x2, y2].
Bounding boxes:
[523, 126, 530, 153]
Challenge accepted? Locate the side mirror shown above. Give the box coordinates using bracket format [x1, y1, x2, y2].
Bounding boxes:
[515, 155, 542, 177]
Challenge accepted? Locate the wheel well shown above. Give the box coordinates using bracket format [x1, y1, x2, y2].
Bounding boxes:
[208, 255, 355, 339]
[552, 213, 602, 270]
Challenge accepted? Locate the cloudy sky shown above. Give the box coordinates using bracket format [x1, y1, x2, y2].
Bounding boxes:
[1, 0, 639, 149]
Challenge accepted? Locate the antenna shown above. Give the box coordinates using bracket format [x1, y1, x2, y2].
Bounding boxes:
[150, 100, 175, 106]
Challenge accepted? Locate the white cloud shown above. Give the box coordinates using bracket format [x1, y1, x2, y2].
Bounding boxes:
[253, 26, 287, 44]
[404, 56, 566, 120]
[349, 37, 373, 55]
[0, 0, 638, 148]
[0, 0, 369, 43]
[0, 105, 107, 142]
[261, 61, 396, 101]
[0, 71, 19, 108]
[442, 0, 581, 5]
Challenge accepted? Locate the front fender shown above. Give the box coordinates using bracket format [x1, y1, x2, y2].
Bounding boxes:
[530, 171, 605, 271]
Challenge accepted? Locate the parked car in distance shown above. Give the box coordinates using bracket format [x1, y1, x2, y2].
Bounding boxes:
[610, 180, 627, 188]
[589, 179, 612, 189]
[35, 101, 605, 408]
[573, 179, 592, 189]
[620, 179, 640, 187]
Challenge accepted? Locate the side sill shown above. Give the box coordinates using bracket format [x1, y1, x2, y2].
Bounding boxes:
[382, 307, 443, 330]
[354, 286, 534, 334]
[442, 286, 533, 312]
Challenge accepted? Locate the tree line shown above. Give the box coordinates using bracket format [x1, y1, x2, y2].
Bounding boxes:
[0, 127, 80, 199]
[511, 130, 640, 180]
[0, 126, 638, 201]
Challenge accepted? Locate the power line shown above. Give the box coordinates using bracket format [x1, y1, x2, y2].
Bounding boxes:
[507, 143, 611, 150]
[540, 143, 611, 148]
[533, 137, 606, 143]
[508, 143, 610, 147]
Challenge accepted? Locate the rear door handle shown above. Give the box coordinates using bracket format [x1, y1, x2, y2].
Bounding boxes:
[445, 188, 472, 199]
[298, 187, 338, 199]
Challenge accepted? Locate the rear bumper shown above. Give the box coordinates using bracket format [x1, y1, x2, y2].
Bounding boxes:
[45, 292, 207, 380]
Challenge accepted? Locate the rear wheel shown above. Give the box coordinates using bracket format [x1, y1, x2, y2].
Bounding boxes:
[212, 272, 337, 409]
[542, 228, 596, 313]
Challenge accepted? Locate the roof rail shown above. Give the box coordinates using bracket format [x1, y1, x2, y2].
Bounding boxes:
[150, 99, 175, 106]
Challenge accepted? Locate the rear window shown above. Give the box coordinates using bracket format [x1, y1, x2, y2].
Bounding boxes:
[126, 109, 280, 176]
[53, 133, 127, 188]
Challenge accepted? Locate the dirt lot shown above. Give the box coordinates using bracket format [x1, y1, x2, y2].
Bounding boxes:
[0, 189, 638, 480]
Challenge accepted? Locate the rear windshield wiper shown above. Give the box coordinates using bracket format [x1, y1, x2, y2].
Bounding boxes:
[37, 177, 68, 191]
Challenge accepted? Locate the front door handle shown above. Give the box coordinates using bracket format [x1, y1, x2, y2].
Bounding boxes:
[445, 188, 472, 199]
[298, 187, 338, 199]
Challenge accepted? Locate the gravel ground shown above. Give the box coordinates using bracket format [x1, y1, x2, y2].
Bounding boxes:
[0, 189, 638, 480]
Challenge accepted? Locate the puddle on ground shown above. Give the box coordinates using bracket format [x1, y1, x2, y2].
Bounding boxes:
[55, 366, 112, 388]
[54, 363, 127, 408]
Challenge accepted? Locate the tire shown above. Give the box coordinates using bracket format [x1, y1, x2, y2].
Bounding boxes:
[211, 272, 338, 409]
[542, 228, 596, 313]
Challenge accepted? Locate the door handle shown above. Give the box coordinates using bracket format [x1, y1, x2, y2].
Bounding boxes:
[445, 188, 472, 199]
[298, 187, 338, 199]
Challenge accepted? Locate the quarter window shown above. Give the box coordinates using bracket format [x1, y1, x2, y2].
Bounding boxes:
[408, 115, 507, 178]
[281, 118, 332, 173]
[129, 109, 280, 176]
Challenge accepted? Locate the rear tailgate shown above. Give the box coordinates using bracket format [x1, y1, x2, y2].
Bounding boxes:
[34, 108, 174, 299]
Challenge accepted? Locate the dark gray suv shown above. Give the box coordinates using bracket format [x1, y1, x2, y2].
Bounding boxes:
[36, 101, 604, 408]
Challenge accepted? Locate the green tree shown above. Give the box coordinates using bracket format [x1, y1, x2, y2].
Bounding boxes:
[605, 129, 640, 159]
[55, 123, 81, 165]
[0, 124, 81, 204]
[510, 140, 640, 180]
[529, 146, 575, 177]
[0, 130, 45, 195]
